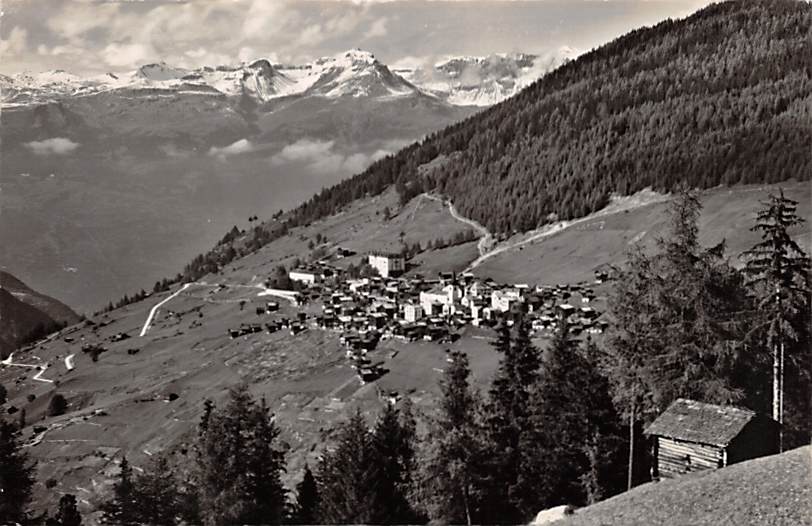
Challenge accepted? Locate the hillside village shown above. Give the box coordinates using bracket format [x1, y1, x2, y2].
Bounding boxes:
[238, 252, 609, 384]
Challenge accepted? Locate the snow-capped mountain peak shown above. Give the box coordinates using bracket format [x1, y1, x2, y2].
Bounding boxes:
[303, 49, 417, 98]
[400, 48, 579, 106]
[0, 47, 576, 107]
[135, 62, 188, 81]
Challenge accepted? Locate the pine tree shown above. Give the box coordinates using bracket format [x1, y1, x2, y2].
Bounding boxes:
[741, 189, 811, 448]
[52, 494, 82, 526]
[0, 418, 36, 523]
[519, 330, 625, 511]
[368, 402, 419, 524]
[482, 319, 541, 522]
[315, 410, 376, 524]
[293, 465, 319, 525]
[197, 386, 287, 526]
[415, 351, 487, 525]
[135, 455, 180, 526]
[100, 456, 139, 526]
[603, 188, 752, 488]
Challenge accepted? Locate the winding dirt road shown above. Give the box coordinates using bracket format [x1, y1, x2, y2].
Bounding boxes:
[421, 193, 493, 256]
[139, 283, 193, 337]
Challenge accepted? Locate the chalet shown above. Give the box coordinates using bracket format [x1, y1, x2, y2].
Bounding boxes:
[368, 252, 405, 278]
[289, 268, 319, 285]
[645, 398, 780, 479]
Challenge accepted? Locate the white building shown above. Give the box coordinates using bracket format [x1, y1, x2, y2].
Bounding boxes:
[403, 303, 423, 323]
[289, 269, 319, 285]
[491, 288, 524, 312]
[420, 284, 460, 316]
[368, 252, 405, 278]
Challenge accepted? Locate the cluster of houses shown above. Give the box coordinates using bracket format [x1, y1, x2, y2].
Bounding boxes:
[228, 304, 307, 339]
[240, 254, 786, 484]
[281, 252, 609, 344]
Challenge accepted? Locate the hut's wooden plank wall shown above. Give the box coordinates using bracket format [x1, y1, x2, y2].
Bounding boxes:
[656, 437, 723, 478]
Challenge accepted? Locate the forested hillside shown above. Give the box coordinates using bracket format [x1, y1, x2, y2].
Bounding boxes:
[0, 272, 79, 358]
[289, 0, 811, 234]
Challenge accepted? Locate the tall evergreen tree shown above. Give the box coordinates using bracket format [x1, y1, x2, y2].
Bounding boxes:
[482, 319, 541, 522]
[315, 410, 376, 524]
[293, 465, 319, 525]
[603, 188, 752, 488]
[415, 351, 488, 525]
[368, 402, 419, 524]
[51, 494, 82, 526]
[100, 456, 139, 526]
[518, 329, 625, 512]
[741, 189, 811, 448]
[0, 418, 35, 523]
[197, 386, 287, 526]
[134, 455, 180, 526]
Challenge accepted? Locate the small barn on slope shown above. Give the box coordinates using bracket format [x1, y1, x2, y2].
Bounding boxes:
[645, 398, 779, 479]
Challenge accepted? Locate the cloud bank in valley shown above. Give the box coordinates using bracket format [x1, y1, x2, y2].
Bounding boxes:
[208, 139, 256, 161]
[24, 137, 79, 155]
[271, 138, 393, 175]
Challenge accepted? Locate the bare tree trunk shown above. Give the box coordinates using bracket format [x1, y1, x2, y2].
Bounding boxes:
[627, 401, 635, 492]
[464, 482, 472, 526]
[772, 341, 780, 424]
[779, 339, 785, 452]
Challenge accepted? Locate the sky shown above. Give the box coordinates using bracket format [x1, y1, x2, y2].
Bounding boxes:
[0, 0, 714, 75]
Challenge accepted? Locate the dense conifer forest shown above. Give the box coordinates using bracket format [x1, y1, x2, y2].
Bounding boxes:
[99, 0, 810, 301]
[289, 0, 810, 234]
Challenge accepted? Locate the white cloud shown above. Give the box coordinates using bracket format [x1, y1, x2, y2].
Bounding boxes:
[364, 17, 388, 39]
[390, 55, 433, 71]
[46, 3, 122, 40]
[25, 137, 80, 155]
[0, 26, 28, 58]
[272, 138, 390, 175]
[208, 138, 256, 160]
[160, 143, 192, 159]
[101, 43, 153, 68]
[274, 139, 336, 163]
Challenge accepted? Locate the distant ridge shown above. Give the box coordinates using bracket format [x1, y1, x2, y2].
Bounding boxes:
[0, 271, 80, 357]
[1, 48, 562, 107]
[288, 0, 811, 236]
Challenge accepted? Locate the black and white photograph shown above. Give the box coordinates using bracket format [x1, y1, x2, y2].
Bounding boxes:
[0, 0, 810, 524]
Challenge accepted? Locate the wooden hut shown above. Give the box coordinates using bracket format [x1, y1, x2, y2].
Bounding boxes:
[645, 398, 779, 479]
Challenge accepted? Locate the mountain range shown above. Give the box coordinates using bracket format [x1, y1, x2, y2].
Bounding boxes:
[2, 49, 571, 313]
[0, 49, 573, 108]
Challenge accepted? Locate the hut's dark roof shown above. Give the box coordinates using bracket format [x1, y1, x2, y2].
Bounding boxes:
[644, 398, 759, 447]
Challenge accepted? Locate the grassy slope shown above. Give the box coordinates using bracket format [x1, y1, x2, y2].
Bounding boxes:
[0, 189, 489, 515]
[3, 182, 809, 516]
[475, 182, 811, 286]
[555, 446, 811, 526]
